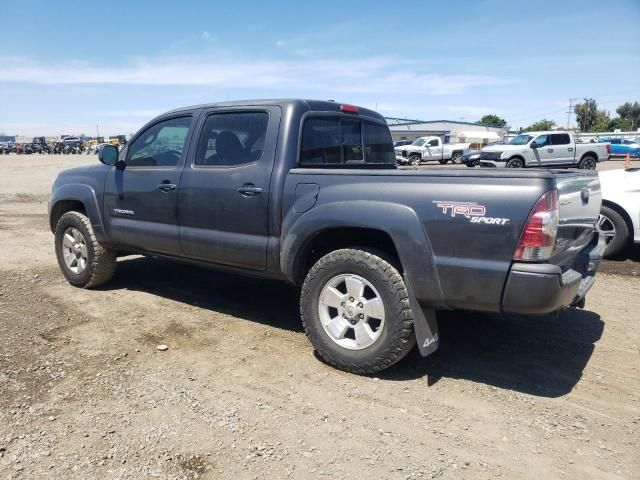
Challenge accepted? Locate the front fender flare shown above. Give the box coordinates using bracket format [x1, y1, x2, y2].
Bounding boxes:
[49, 183, 106, 242]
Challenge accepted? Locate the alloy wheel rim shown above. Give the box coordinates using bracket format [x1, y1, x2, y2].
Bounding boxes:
[62, 227, 88, 274]
[318, 274, 385, 350]
[597, 214, 616, 245]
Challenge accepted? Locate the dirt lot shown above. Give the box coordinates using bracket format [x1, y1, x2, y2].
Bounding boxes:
[0, 154, 638, 480]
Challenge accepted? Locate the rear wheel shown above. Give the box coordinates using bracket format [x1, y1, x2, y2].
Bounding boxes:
[598, 206, 629, 258]
[55, 211, 117, 288]
[300, 249, 415, 374]
[506, 157, 524, 168]
[578, 155, 597, 170]
[451, 152, 462, 164]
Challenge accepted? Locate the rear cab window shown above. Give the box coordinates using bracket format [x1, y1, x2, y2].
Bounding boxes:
[299, 115, 395, 167]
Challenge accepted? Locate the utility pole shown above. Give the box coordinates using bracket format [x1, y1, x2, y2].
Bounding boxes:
[567, 98, 579, 130]
[96, 124, 100, 139]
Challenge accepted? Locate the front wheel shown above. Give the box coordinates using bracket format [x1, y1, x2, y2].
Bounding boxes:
[506, 157, 524, 168]
[409, 154, 421, 166]
[55, 211, 117, 288]
[300, 249, 416, 374]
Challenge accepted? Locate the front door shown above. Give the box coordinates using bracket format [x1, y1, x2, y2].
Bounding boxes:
[530, 134, 553, 166]
[423, 138, 442, 161]
[177, 107, 281, 270]
[103, 115, 195, 255]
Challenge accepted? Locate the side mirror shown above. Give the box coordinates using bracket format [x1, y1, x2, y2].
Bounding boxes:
[98, 144, 119, 167]
[530, 142, 539, 149]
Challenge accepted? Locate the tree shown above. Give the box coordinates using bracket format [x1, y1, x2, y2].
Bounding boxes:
[525, 119, 556, 131]
[616, 101, 640, 129]
[574, 98, 610, 132]
[476, 114, 507, 127]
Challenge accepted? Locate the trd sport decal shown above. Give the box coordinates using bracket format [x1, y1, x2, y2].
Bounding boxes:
[433, 200, 509, 225]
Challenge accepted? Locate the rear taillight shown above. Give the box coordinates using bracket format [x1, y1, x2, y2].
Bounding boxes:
[513, 190, 559, 261]
[606, 143, 611, 154]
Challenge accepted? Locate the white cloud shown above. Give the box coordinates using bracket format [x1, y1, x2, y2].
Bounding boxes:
[275, 40, 286, 47]
[201, 31, 211, 41]
[0, 55, 512, 96]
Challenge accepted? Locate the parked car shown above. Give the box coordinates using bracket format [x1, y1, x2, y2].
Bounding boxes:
[597, 167, 640, 258]
[396, 136, 470, 165]
[49, 99, 605, 374]
[479, 131, 610, 169]
[597, 137, 640, 158]
[460, 150, 481, 167]
[461, 141, 504, 167]
[62, 136, 83, 146]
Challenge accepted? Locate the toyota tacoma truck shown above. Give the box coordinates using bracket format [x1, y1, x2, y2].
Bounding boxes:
[49, 99, 605, 374]
[395, 136, 470, 166]
[479, 131, 610, 169]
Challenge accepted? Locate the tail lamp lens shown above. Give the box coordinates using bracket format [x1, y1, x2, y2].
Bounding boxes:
[513, 190, 559, 261]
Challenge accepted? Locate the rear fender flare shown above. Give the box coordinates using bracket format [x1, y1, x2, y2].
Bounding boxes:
[281, 201, 446, 309]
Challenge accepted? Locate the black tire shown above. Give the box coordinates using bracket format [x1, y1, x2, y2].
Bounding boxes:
[409, 154, 421, 166]
[578, 155, 597, 170]
[599, 206, 629, 259]
[300, 249, 416, 374]
[451, 152, 462, 164]
[506, 157, 524, 168]
[465, 162, 475, 167]
[54, 211, 117, 288]
[438, 158, 448, 165]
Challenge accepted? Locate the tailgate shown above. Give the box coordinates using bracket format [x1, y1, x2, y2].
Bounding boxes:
[551, 170, 601, 265]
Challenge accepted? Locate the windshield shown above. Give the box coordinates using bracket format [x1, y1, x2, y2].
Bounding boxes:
[412, 138, 426, 147]
[508, 134, 533, 145]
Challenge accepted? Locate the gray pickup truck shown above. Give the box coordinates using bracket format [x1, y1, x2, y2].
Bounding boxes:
[49, 99, 605, 374]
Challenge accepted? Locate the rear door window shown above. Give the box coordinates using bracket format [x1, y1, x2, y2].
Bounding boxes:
[550, 133, 570, 145]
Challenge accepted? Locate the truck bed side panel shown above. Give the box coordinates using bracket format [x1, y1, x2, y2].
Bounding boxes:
[282, 169, 553, 312]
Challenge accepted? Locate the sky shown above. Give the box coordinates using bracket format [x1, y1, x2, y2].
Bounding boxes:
[1, 0, 639, 137]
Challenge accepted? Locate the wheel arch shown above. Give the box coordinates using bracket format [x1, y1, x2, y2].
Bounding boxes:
[602, 199, 634, 238]
[580, 151, 598, 161]
[507, 154, 525, 163]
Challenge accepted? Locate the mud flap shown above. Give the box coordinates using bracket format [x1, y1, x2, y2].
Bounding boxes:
[404, 274, 439, 357]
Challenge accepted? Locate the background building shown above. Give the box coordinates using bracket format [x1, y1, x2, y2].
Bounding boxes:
[386, 117, 507, 145]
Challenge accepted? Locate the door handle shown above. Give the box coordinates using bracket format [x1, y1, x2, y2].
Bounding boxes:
[237, 184, 263, 196]
[157, 182, 176, 192]
[568, 147, 573, 152]
[547, 148, 553, 153]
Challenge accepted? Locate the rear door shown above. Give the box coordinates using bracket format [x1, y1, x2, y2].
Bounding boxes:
[103, 115, 195, 255]
[549, 133, 573, 165]
[177, 107, 281, 270]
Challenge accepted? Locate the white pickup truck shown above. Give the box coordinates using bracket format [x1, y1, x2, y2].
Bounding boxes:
[395, 137, 470, 166]
[479, 131, 610, 169]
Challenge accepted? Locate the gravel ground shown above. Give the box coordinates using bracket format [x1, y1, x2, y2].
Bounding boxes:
[0, 154, 638, 480]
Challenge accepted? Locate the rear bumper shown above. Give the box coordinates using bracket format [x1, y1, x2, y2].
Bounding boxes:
[501, 234, 605, 315]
